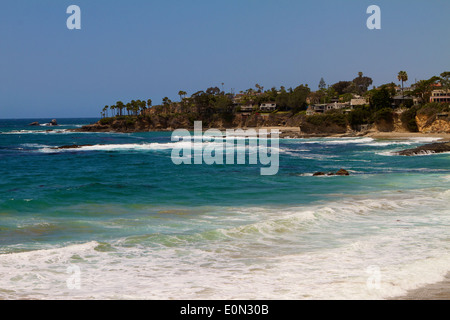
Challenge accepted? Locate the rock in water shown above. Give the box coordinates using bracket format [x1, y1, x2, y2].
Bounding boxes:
[335, 169, 350, 176]
[313, 169, 350, 176]
[397, 142, 450, 156]
[50, 119, 58, 126]
[52, 144, 93, 150]
[29, 122, 40, 126]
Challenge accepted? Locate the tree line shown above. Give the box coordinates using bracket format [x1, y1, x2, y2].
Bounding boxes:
[99, 71, 449, 124]
[101, 99, 152, 118]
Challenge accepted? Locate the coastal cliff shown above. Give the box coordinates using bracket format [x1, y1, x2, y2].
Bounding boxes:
[416, 114, 450, 133]
[76, 112, 346, 135]
[77, 103, 450, 136]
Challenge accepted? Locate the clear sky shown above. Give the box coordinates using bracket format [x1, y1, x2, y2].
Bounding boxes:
[0, 0, 449, 118]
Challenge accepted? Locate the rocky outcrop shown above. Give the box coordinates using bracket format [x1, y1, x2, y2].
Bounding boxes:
[416, 114, 450, 133]
[313, 169, 350, 176]
[31, 119, 58, 127]
[335, 169, 350, 176]
[51, 144, 93, 149]
[397, 142, 450, 156]
[77, 104, 449, 136]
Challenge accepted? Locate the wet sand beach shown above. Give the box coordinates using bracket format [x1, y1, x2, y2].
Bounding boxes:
[392, 273, 450, 300]
[365, 131, 450, 141]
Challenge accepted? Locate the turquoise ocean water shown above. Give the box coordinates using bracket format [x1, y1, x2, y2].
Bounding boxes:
[0, 118, 449, 299]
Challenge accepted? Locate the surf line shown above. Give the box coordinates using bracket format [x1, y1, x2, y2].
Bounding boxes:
[171, 121, 280, 176]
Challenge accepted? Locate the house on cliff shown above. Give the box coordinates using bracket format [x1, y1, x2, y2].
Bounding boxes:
[260, 102, 277, 112]
[430, 90, 450, 103]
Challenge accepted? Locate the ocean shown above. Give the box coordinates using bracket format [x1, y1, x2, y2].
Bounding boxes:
[0, 118, 449, 299]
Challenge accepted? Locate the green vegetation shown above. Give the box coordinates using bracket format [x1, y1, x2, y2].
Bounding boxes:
[416, 102, 450, 117]
[400, 106, 419, 132]
[373, 108, 394, 126]
[347, 107, 372, 129]
[99, 115, 137, 126]
[307, 113, 347, 127]
[95, 70, 449, 133]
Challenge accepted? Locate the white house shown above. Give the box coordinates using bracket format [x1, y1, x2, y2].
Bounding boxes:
[240, 104, 256, 112]
[326, 102, 350, 111]
[260, 102, 277, 112]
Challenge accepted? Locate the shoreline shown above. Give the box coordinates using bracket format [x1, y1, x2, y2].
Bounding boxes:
[391, 273, 450, 300]
[270, 127, 450, 140]
[364, 131, 450, 141]
[73, 122, 450, 143]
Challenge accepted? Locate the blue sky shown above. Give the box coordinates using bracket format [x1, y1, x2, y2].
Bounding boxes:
[0, 0, 449, 118]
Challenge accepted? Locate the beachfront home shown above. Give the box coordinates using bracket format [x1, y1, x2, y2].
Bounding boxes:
[306, 104, 327, 115]
[307, 102, 352, 116]
[240, 104, 256, 112]
[350, 98, 368, 108]
[430, 90, 450, 103]
[326, 102, 350, 111]
[392, 95, 414, 108]
[260, 102, 277, 112]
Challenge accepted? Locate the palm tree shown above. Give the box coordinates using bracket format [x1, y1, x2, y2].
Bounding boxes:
[127, 102, 133, 116]
[398, 71, 408, 98]
[135, 100, 143, 116]
[110, 105, 116, 117]
[102, 106, 107, 118]
[139, 100, 146, 116]
[147, 99, 152, 108]
[255, 84, 264, 93]
[116, 101, 124, 116]
[178, 91, 187, 101]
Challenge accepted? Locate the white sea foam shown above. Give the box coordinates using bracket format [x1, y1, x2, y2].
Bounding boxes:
[376, 151, 397, 156]
[20, 143, 53, 148]
[2, 129, 86, 135]
[300, 137, 444, 148]
[38, 142, 184, 153]
[303, 137, 375, 145]
[0, 188, 448, 300]
[407, 137, 443, 143]
[387, 150, 450, 157]
[38, 141, 285, 155]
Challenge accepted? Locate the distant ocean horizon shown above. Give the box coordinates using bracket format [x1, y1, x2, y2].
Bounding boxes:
[0, 118, 449, 299]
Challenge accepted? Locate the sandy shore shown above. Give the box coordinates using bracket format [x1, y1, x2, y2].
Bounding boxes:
[238, 128, 450, 141]
[391, 273, 450, 300]
[365, 131, 450, 141]
[264, 126, 450, 141]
